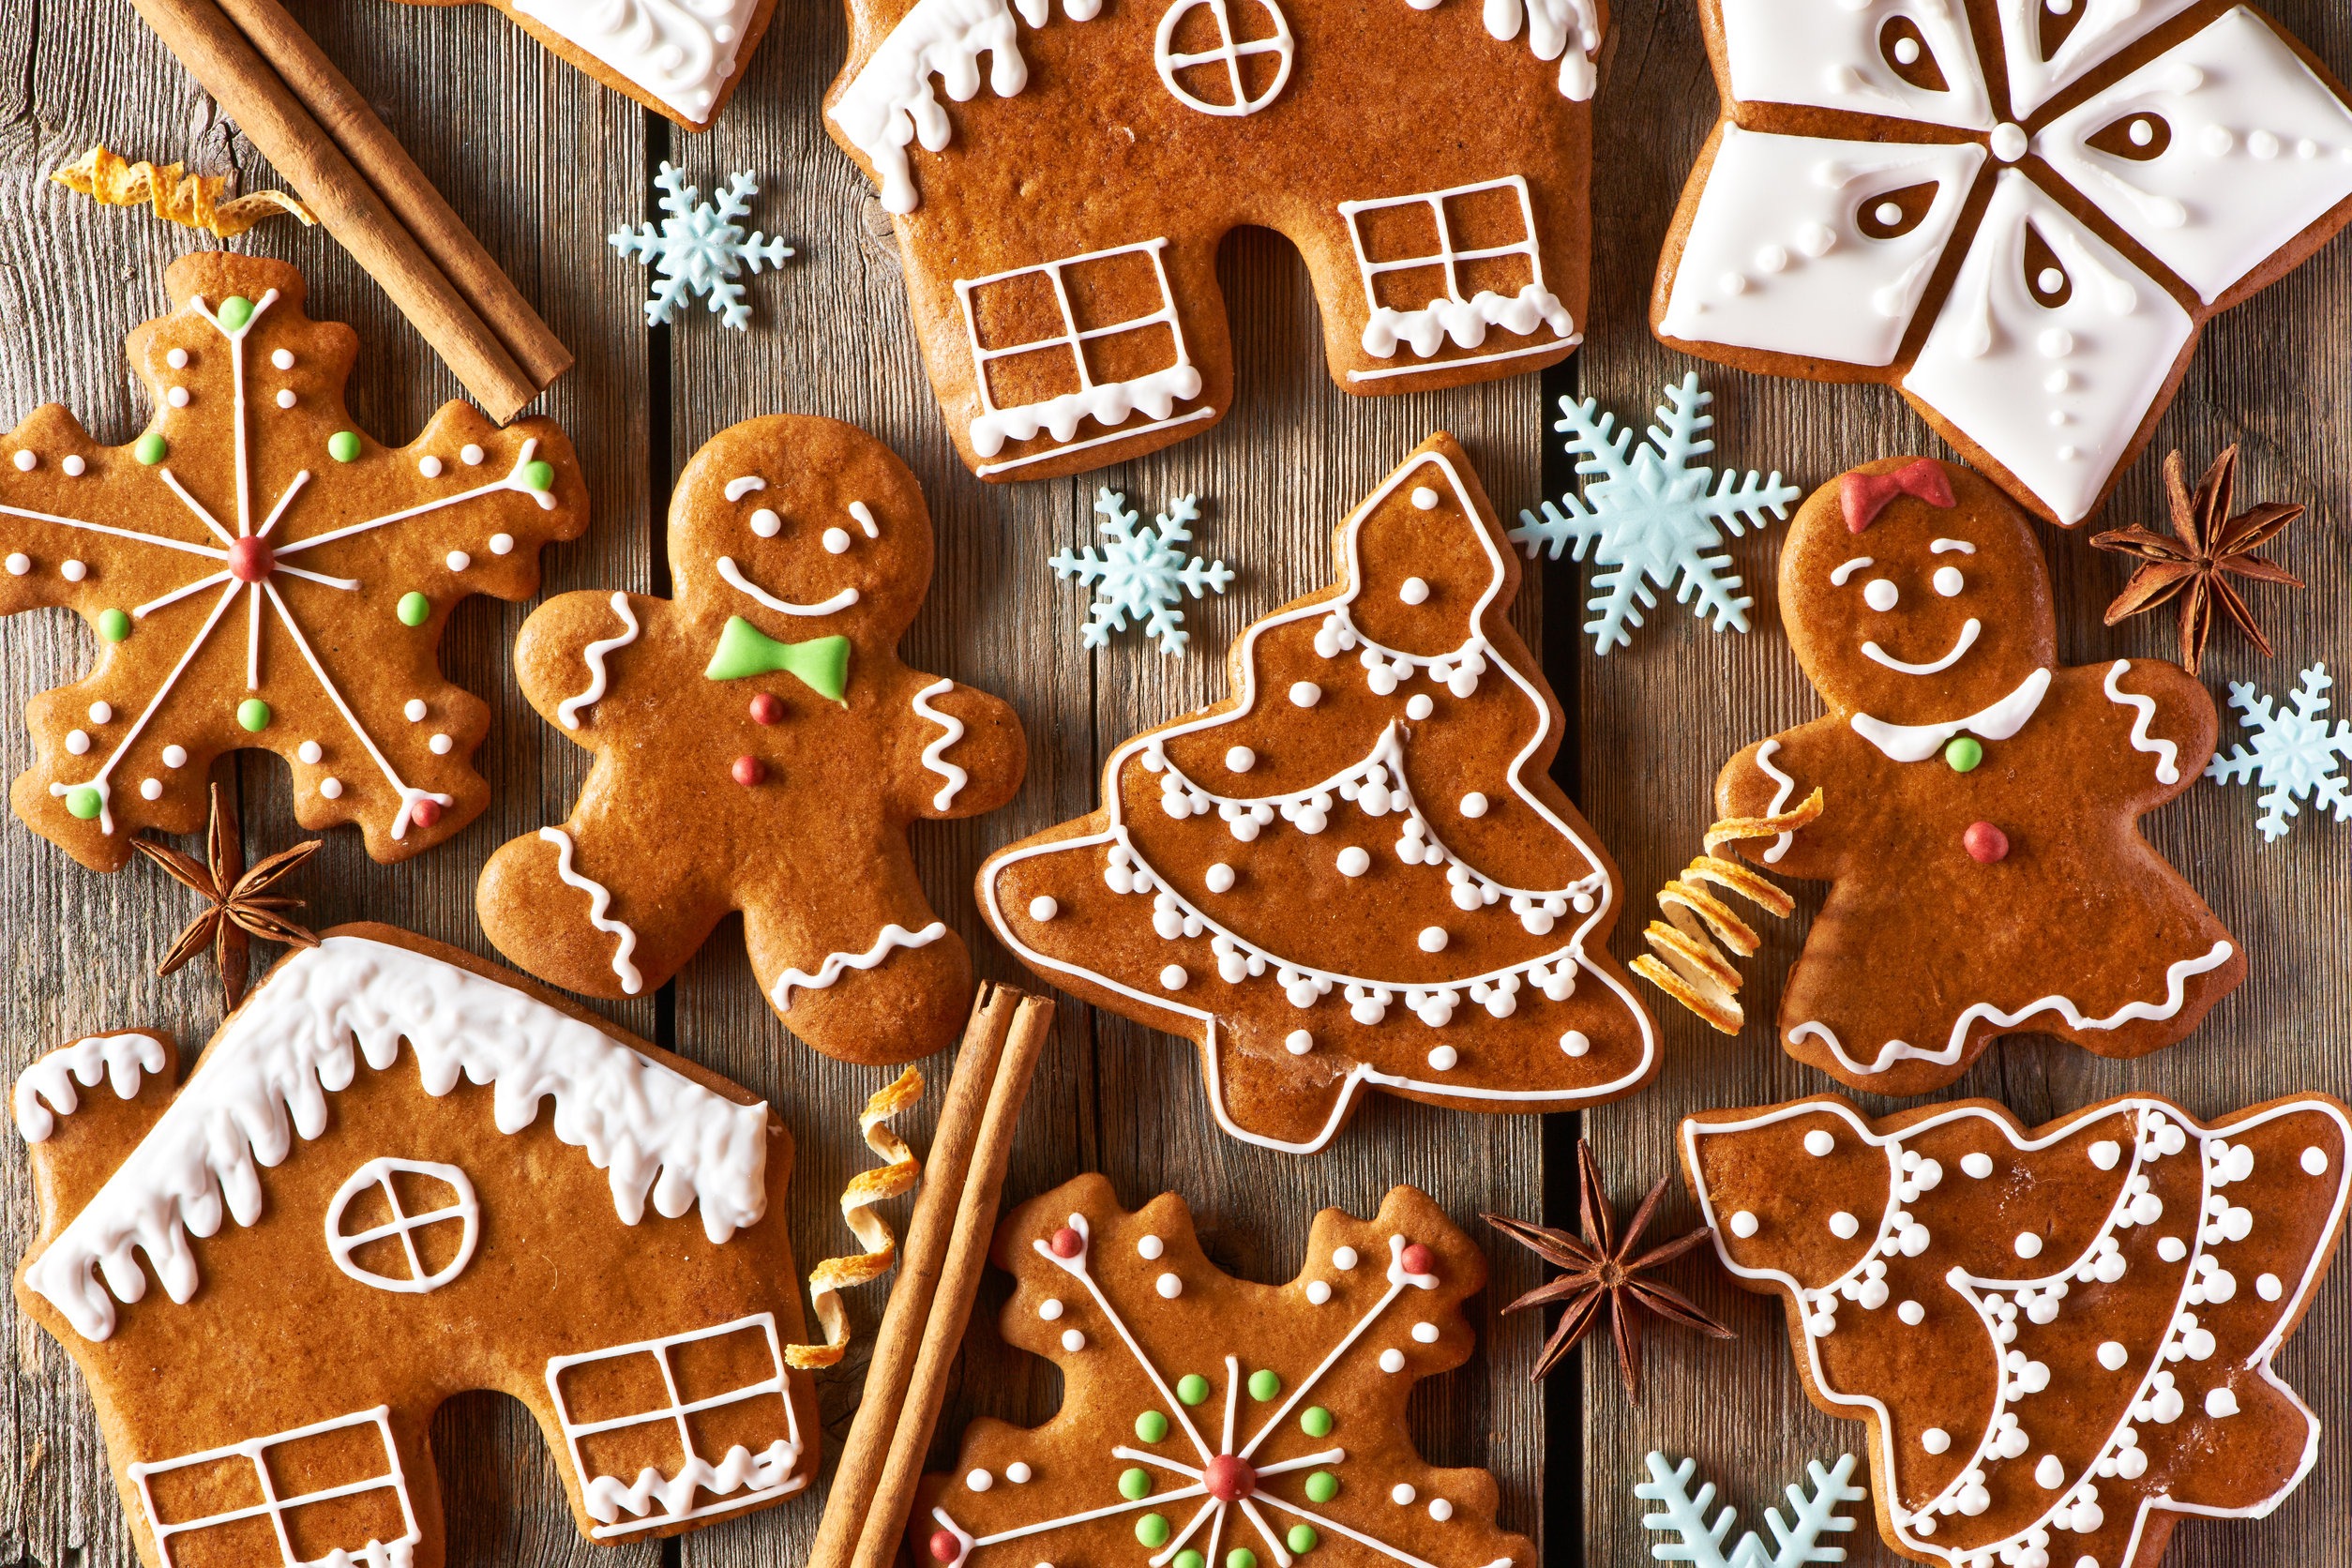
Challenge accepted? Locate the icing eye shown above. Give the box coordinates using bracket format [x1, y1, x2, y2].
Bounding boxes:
[1863, 579, 1900, 611]
[822, 527, 852, 554]
[1934, 566, 1965, 596]
[1857, 184, 1936, 240]
[2023, 225, 2073, 308]
[749, 507, 782, 538]
[1877, 17, 1947, 91]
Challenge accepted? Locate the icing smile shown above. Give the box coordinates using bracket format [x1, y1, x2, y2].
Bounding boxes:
[1862, 618, 1980, 676]
[716, 556, 859, 616]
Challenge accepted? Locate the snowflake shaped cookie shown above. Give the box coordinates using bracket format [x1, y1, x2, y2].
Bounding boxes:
[1634, 1452, 1865, 1568]
[1655, 0, 2352, 526]
[611, 163, 794, 330]
[914, 1176, 1534, 1568]
[0, 254, 586, 870]
[1050, 490, 1233, 655]
[2206, 663, 2352, 841]
[1509, 374, 1798, 655]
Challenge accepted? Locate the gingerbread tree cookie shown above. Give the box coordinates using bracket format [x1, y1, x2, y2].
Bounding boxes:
[0, 253, 587, 871]
[1653, 0, 2352, 527]
[1682, 1092, 2351, 1568]
[381, 0, 777, 128]
[1715, 458, 2241, 1097]
[824, 0, 1603, 481]
[13, 926, 822, 1566]
[914, 1176, 1534, 1568]
[476, 415, 1024, 1065]
[981, 433, 1655, 1153]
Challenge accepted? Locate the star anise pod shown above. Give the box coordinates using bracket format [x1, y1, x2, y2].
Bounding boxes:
[132, 784, 322, 1010]
[1484, 1138, 1733, 1403]
[2090, 445, 2304, 677]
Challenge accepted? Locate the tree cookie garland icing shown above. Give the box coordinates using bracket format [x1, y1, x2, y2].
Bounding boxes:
[1681, 1092, 2351, 1568]
[477, 415, 1025, 1067]
[1714, 459, 2240, 1097]
[381, 0, 777, 128]
[0, 253, 587, 871]
[1654, 0, 2352, 526]
[11, 926, 822, 1563]
[825, 0, 1604, 481]
[980, 433, 1655, 1153]
[913, 1175, 1535, 1568]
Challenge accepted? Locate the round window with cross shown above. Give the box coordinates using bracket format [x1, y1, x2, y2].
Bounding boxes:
[1155, 0, 1294, 117]
[324, 1156, 479, 1294]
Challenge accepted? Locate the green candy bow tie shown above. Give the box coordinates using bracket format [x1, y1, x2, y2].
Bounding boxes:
[704, 616, 852, 704]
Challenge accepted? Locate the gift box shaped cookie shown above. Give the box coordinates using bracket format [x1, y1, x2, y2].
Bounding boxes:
[825, 0, 1606, 481]
[12, 927, 821, 1567]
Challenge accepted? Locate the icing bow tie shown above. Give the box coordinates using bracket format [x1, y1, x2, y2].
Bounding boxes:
[705, 616, 851, 704]
[1841, 460, 1954, 534]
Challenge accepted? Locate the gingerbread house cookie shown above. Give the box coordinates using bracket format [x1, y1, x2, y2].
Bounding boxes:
[979, 433, 1655, 1153]
[382, 0, 777, 128]
[1653, 0, 2352, 526]
[1714, 459, 2241, 1097]
[12, 926, 821, 1567]
[1682, 1092, 2351, 1568]
[825, 0, 1605, 480]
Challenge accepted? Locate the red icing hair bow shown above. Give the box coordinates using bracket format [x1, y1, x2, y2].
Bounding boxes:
[1841, 459, 1954, 533]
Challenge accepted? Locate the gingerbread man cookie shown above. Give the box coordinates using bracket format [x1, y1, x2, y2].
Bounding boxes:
[1716, 459, 2241, 1096]
[914, 1175, 1534, 1568]
[13, 926, 821, 1568]
[1682, 1092, 2350, 1568]
[980, 433, 1654, 1153]
[477, 415, 1024, 1065]
[0, 252, 587, 870]
[382, 0, 776, 128]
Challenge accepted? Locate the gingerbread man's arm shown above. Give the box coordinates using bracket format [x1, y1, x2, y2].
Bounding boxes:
[2092, 657, 2218, 810]
[509, 588, 659, 739]
[1715, 718, 1847, 881]
[882, 667, 1027, 821]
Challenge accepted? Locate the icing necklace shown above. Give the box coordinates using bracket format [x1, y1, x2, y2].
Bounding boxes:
[1848, 667, 2051, 765]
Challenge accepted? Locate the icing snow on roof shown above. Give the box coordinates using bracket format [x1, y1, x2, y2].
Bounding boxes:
[23, 935, 771, 1341]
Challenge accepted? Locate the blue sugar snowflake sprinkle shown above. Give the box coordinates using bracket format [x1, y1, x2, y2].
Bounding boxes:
[2207, 663, 2352, 843]
[1635, 1452, 1864, 1568]
[1050, 490, 1234, 656]
[609, 162, 793, 331]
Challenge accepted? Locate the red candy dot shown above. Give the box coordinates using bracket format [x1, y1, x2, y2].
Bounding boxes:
[1049, 1226, 1083, 1258]
[928, 1530, 960, 1563]
[1963, 821, 2010, 864]
[749, 692, 784, 725]
[409, 798, 443, 829]
[226, 535, 275, 583]
[1399, 1243, 1435, 1276]
[732, 756, 767, 788]
[1204, 1454, 1256, 1500]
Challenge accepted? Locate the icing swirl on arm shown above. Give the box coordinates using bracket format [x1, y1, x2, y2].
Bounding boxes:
[911, 678, 970, 809]
[2103, 659, 2182, 784]
[558, 592, 641, 731]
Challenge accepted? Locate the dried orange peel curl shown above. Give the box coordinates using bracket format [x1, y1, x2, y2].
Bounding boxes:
[786, 1064, 924, 1370]
[51, 146, 315, 238]
[1632, 789, 1824, 1034]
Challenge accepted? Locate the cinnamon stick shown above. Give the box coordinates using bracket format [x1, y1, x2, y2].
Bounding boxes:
[126, 0, 547, 421]
[209, 0, 572, 389]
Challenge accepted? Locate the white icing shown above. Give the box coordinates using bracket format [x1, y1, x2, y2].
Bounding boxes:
[1996, 0, 2200, 120]
[725, 475, 766, 502]
[2103, 659, 2182, 784]
[1931, 538, 1975, 554]
[1902, 171, 2194, 527]
[1862, 617, 1980, 675]
[1805, 1129, 1837, 1156]
[1832, 556, 1875, 586]
[540, 826, 646, 996]
[1720, 0, 1992, 128]
[1849, 667, 2051, 762]
[1463, 0, 1602, 98]
[25, 936, 769, 1340]
[1340, 176, 1576, 373]
[912, 677, 971, 809]
[1755, 737, 1797, 865]
[770, 922, 948, 1010]
[558, 591, 641, 730]
[513, 0, 763, 126]
[13, 1033, 167, 1141]
[129, 1407, 422, 1568]
[1154, 0, 1293, 117]
[716, 556, 860, 616]
[2033, 8, 2352, 304]
[1662, 127, 1986, 367]
[324, 1156, 478, 1294]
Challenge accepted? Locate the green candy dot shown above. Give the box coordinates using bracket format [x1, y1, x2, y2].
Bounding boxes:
[1135, 1410, 1169, 1443]
[1119, 1468, 1152, 1500]
[1175, 1554, 1205, 1568]
[1227, 1550, 1258, 1568]
[237, 698, 272, 732]
[65, 786, 102, 821]
[1136, 1514, 1170, 1549]
[1300, 1406, 1334, 1439]
[98, 609, 130, 643]
[397, 591, 431, 627]
[219, 295, 254, 330]
[1304, 1470, 1338, 1504]
[1286, 1527, 1319, 1555]
[327, 430, 362, 463]
[133, 432, 167, 465]
[520, 459, 555, 492]
[1247, 1368, 1281, 1402]
[1176, 1373, 1211, 1407]
[1944, 735, 1983, 773]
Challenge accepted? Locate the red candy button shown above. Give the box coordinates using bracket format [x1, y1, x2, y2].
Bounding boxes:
[1964, 822, 2009, 864]
[1048, 1226, 1083, 1258]
[1399, 1242, 1435, 1276]
[409, 798, 443, 829]
[226, 535, 276, 582]
[732, 756, 767, 788]
[1204, 1454, 1256, 1500]
[749, 692, 784, 725]
[928, 1530, 960, 1563]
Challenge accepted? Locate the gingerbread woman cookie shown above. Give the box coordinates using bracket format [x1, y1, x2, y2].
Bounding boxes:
[980, 433, 1654, 1153]
[381, 0, 777, 128]
[1682, 1092, 2350, 1568]
[0, 252, 587, 870]
[913, 1175, 1535, 1568]
[477, 415, 1024, 1065]
[13, 926, 821, 1567]
[1716, 459, 2241, 1096]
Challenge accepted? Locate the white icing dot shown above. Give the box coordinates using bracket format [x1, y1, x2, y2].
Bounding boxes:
[1426, 1046, 1457, 1071]
[418, 456, 444, 478]
[1934, 566, 1964, 596]
[2158, 1236, 2188, 1262]
[1862, 579, 1899, 611]
[1405, 694, 1434, 720]
[2303, 1146, 2330, 1175]
[1829, 1211, 1859, 1239]
[274, 389, 295, 410]
[1874, 200, 1903, 226]
[823, 527, 852, 553]
[1062, 1328, 1087, 1351]
[1410, 486, 1439, 509]
[1289, 681, 1321, 707]
[1427, 1499, 1453, 1521]
[1333, 1246, 1359, 1270]
[1306, 1280, 1333, 1304]
[320, 777, 343, 799]
[61, 455, 83, 476]
[1138, 1235, 1164, 1259]
[1410, 1321, 1440, 1344]
[1205, 862, 1235, 893]
[1991, 121, 2028, 161]
[750, 507, 782, 537]
[161, 746, 187, 768]
[1006, 1462, 1032, 1484]
[1379, 1348, 1406, 1373]
[1417, 927, 1448, 953]
[490, 534, 515, 556]
[446, 551, 471, 572]
[1963, 1153, 1995, 1179]
[2035, 1454, 2066, 1489]
[1225, 746, 1255, 773]
[1391, 1483, 1417, 1504]
[966, 1469, 992, 1492]
[10, 450, 33, 472]
[2097, 1341, 2129, 1370]
[3, 553, 25, 575]
[65, 730, 89, 755]
[1921, 1427, 1951, 1455]
[1337, 847, 1371, 878]
[1037, 1298, 1063, 1320]
[430, 733, 454, 756]
[1899, 1300, 1924, 1325]
[298, 741, 323, 763]
[1459, 792, 1487, 819]
[271, 349, 294, 369]
[167, 386, 192, 408]
[1028, 896, 1059, 921]
[461, 444, 486, 465]
[1803, 1129, 1835, 1157]
[1286, 1030, 1313, 1056]
[2206, 1386, 2239, 1418]
[86, 701, 111, 724]
[139, 778, 162, 800]
[167, 349, 188, 369]
[2257, 1273, 2284, 1301]
[1398, 577, 1430, 606]
[1728, 1211, 1758, 1239]
[2037, 267, 2065, 294]
[2015, 1232, 2044, 1259]
[404, 700, 428, 721]
[1560, 1031, 1590, 1056]
[1755, 244, 1789, 273]
[2039, 327, 2075, 359]
[1892, 35, 1921, 63]
[1155, 1273, 1183, 1299]
[1159, 964, 1187, 990]
[60, 559, 86, 582]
